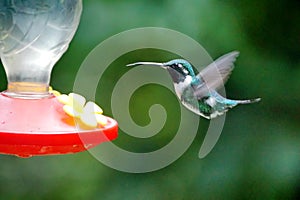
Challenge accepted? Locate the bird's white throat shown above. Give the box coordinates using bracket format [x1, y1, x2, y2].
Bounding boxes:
[174, 75, 193, 98]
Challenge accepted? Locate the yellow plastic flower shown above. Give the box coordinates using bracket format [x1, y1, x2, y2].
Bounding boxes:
[50, 87, 107, 128]
[49, 86, 61, 97]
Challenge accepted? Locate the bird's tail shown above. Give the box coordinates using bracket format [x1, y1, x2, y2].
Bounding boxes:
[236, 98, 261, 104]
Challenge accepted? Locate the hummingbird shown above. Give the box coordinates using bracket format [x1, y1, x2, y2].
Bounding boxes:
[127, 51, 261, 119]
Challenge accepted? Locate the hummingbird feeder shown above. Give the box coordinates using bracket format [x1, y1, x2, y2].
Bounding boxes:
[0, 0, 118, 158]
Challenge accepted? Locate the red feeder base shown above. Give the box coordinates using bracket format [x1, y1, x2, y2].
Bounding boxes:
[0, 93, 118, 158]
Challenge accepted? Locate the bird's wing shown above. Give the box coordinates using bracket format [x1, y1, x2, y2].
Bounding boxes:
[194, 51, 239, 98]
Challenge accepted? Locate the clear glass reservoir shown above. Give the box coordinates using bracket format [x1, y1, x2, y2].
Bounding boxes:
[0, 0, 82, 97]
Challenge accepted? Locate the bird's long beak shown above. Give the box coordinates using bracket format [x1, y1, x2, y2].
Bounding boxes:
[126, 62, 165, 68]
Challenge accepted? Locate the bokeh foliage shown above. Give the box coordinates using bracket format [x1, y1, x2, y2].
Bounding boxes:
[0, 0, 299, 199]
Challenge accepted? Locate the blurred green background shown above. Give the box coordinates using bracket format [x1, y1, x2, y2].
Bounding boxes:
[0, 0, 299, 199]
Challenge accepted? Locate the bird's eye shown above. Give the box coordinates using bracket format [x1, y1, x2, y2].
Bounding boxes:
[176, 63, 189, 75]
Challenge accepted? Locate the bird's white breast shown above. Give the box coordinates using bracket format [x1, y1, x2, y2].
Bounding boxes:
[173, 75, 193, 99]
